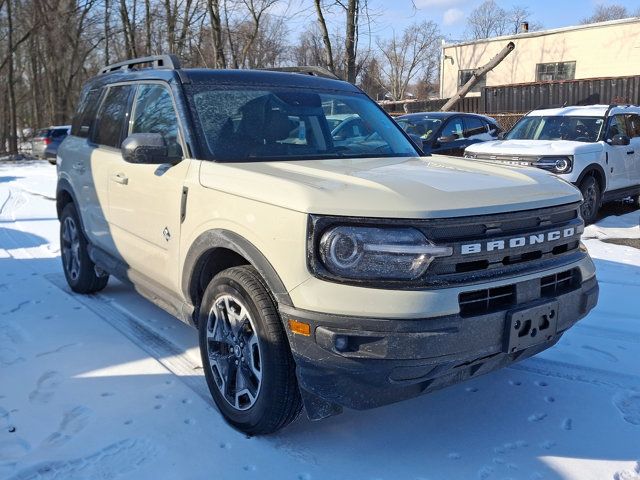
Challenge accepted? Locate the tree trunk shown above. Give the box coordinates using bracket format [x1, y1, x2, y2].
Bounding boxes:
[104, 0, 110, 63]
[314, 0, 335, 74]
[207, 0, 226, 68]
[344, 0, 357, 83]
[145, 0, 152, 55]
[7, 0, 18, 154]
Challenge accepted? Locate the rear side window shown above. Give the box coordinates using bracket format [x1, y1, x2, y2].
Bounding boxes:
[463, 116, 487, 137]
[93, 85, 134, 148]
[71, 89, 102, 138]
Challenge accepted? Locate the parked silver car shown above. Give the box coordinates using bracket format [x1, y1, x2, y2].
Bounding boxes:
[31, 125, 70, 163]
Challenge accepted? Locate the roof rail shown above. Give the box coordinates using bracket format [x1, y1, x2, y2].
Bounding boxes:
[100, 54, 181, 75]
[260, 66, 340, 80]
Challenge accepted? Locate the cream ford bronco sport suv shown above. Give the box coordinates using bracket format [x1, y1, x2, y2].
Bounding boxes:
[57, 55, 599, 434]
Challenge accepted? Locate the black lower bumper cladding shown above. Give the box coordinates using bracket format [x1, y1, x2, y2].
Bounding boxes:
[280, 276, 598, 420]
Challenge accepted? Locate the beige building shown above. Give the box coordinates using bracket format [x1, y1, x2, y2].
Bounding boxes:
[440, 17, 640, 99]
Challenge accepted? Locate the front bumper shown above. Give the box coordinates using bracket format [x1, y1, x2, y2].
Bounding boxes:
[281, 275, 598, 419]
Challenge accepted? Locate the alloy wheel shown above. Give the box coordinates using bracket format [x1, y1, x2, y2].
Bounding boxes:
[61, 216, 81, 282]
[205, 294, 263, 411]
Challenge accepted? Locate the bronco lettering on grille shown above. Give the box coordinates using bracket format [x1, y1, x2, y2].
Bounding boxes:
[461, 228, 577, 255]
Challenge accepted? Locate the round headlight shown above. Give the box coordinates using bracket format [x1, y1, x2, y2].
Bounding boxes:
[326, 231, 362, 268]
[555, 158, 570, 172]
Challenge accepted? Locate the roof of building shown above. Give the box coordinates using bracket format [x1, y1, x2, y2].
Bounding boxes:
[443, 17, 640, 49]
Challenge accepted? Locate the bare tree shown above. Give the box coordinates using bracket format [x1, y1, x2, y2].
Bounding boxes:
[581, 4, 636, 24]
[207, 0, 226, 68]
[376, 21, 440, 101]
[466, 1, 540, 39]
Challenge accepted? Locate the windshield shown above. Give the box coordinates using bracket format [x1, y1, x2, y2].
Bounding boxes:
[397, 118, 443, 142]
[189, 87, 418, 161]
[507, 115, 604, 142]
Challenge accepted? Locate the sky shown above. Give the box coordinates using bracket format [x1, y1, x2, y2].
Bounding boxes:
[279, 0, 640, 44]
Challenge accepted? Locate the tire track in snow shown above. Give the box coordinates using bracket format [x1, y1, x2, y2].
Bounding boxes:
[44, 273, 214, 407]
[509, 357, 640, 390]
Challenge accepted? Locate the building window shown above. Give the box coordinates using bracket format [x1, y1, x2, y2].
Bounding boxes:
[458, 69, 486, 93]
[536, 62, 576, 82]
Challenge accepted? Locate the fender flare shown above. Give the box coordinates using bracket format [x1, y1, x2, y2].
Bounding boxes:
[182, 229, 293, 309]
[55, 178, 86, 229]
[575, 163, 607, 192]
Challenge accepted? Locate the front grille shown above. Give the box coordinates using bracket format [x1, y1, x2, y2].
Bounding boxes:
[541, 268, 581, 297]
[458, 268, 582, 317]
[424, 202, 584, 286]
[459, 285, 516, 317]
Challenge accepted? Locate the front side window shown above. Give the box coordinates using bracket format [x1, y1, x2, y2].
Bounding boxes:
[441, 117, 464, 139]
[536, 62, 576, 82]
[607, 115, 629, 140]
[93, 85, 134, 148]
[131, 84, 182, 158]
[397, 118, 443, 142]
[507, 116, 604, 142]
[188, 87, 418, 161]
[627, 114, 640, 138]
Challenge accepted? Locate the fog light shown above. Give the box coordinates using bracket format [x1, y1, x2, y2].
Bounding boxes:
[335, 335, 349, 352]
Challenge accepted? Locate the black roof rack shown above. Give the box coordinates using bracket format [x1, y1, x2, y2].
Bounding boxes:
[100, 54, 181, 75]
[260, 66, 340, 80]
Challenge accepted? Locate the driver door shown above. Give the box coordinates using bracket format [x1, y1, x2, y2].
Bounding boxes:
[107, 82, 190, 291]
[605, 114, 634, 190]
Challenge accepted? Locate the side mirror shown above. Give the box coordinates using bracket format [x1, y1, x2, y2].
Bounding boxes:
[122, 133, 170, 164]
[497, 132, 505, 140]
[610, 134, 631, 146]
[437, 134, 456, 144]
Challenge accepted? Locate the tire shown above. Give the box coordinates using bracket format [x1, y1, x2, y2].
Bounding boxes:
[199, 265, 302, 435]
[578, 176, 601, 225]
[632, 194, 640, 209]
[60, 203, 109, 294]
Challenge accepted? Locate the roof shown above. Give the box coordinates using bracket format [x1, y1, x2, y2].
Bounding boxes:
[528, 104, 640, 117]
[443, 16, 640, 49]
[397, 112, 498, 123]
[85, 67, 360, 94]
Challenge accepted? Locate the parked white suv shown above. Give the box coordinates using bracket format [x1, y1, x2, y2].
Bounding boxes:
[464, 105, 640, 223]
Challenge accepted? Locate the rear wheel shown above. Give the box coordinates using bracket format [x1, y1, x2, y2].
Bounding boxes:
[578, 176, 601, 225]
[199, 265, 302, 435]
[60, 203, 109, 293]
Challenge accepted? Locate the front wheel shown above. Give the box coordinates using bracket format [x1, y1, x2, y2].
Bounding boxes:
[578, 176, 601, 225]
[199, 266, 302, 435]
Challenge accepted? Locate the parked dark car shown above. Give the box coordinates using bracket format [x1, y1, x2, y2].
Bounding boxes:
[31, 126, 70, 164]
[396, 112, 501, 156]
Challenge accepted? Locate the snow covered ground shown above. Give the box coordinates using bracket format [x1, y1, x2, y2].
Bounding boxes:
[0, 160, 639, 480]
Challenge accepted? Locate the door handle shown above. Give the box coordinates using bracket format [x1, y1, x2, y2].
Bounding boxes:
[627, 150, 635, 155]
[111, 173, 129, 185]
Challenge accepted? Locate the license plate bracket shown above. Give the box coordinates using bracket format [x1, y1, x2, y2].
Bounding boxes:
[503, 300, 559, 354]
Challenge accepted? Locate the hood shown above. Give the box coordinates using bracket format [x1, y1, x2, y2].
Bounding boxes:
[465, 139, 603, 157]
[199, 156, 581, 219]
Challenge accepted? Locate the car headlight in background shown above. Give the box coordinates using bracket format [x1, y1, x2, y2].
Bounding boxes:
[317, 225, 452, 281]
[535, 156, 573, 174]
